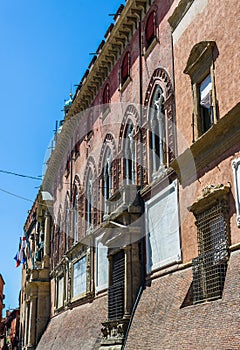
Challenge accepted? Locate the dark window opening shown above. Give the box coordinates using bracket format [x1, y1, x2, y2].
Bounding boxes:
[121, 52, 130, 86]
[199, 74, 213, 133]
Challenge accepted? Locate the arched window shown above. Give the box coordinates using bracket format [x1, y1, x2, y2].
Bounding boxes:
[149, 84, 166, 178]
[102, 147, 112, 215]
[124, 121, 136, 184]
[86, 169, 93, 231]
[73, 188, 79, 244]
[145, 11, 156, 48]
[121, 52, 130, 86]
[65, 199, 70, 252]
[102, 83, 110, 113]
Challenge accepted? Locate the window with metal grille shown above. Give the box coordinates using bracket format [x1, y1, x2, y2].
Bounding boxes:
[145, 11, 156, 48]
[121, 52, 130, 86]
[108, 251, 125, 320]
[192, 201, 229, 304]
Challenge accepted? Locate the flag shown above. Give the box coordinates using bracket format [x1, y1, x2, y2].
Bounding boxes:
[14, 234, 27, 267]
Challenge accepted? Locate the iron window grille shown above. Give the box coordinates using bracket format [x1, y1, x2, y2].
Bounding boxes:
[192, 201, 229, 304]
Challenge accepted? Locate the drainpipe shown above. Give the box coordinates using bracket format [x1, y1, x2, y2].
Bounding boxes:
[138, 15, 144, 191]
[121, 285, 143, 350]
[121, 15, 145, 350]
[170, 27, 178, 156]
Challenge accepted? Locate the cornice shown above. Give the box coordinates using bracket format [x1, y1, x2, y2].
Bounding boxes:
[67, 0, 152, 119]
[168, 0, 195, 31]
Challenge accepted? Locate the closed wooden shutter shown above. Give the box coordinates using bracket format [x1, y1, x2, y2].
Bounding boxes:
[146, 11, 155, 47]
[108, 251, 125, 320]
[103, 84, 110, 105]
[121, 52, 129, 85]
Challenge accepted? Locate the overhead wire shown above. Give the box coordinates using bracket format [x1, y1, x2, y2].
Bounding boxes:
[0, 169, 42, 181]
[0, 187, 34, 203]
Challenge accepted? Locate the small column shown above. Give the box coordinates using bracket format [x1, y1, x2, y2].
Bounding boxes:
[43, 213, 51, 267]
[124, 245, 132, 318]
[23, 301, 30, 347]
[27, 290, 37, 349]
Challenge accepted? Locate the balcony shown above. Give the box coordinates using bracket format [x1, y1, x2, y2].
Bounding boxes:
[104, 184, 142, 221]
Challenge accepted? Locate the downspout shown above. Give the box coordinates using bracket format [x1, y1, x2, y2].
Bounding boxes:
[121, 285, 143, 350]
[138, 14, 144, 191]
[170, 27, 178, 157]
[70, 138, 73, 203]
[121, 15, 145, 350]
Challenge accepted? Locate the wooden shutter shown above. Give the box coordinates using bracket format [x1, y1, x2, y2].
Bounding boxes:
[146, 11, 155, 47]
[121, 52, 129, 85]
[108, 251, 125, 320]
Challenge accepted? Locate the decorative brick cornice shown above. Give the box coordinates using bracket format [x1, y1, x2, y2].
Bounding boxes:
[66, 0, 152, 119]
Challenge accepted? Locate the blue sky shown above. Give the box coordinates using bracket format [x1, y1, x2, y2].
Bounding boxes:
[0, 0, 123, 315]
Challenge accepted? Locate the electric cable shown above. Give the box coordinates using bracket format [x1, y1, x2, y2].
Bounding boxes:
[0, 187, 34, 203]
[0, 169, 42, 180]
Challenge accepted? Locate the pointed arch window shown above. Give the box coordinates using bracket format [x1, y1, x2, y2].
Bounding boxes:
[73, 188, 79, 244]
[86, 169, 93, 231]
[102, 147, 112, 215]
[57, 212, 62, 262]
[145, 11, 156, 48]
[102, 83, 110, 114]
[149, 85, 166, 178]
[65, 200, 70, 252]
[121, 52, 130, 86]
[124, 121, 136, 184]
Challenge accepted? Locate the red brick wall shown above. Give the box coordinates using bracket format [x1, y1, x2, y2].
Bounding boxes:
[125, 250, 240, 350]
[37, 294, 107, 350]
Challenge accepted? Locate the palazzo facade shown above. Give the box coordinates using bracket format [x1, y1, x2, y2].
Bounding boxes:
[19, 0, 240, 349]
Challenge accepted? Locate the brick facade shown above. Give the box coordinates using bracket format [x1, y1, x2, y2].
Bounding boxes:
[19, 0, 240, 349]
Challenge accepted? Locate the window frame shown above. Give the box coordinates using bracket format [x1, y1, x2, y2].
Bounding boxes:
[189, 185, 230, 304]
[148, 84, 167, 180]
[72, 255, 87, 300]
[95, 234, 108, 292]
[124, 121, 136, 185]
[56, 274, 65, 310]
[85, 168, 93, 232]
[102, 146, 112, 216]
[120, 51, 131, 89]
[72, 187, 79, 244]
[108, 250, 125, 321]
[145, 179, 181, 273]
[145, 10, 156, 49]
[184, 41, 218, 139]
[102, 83, 111, 116]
